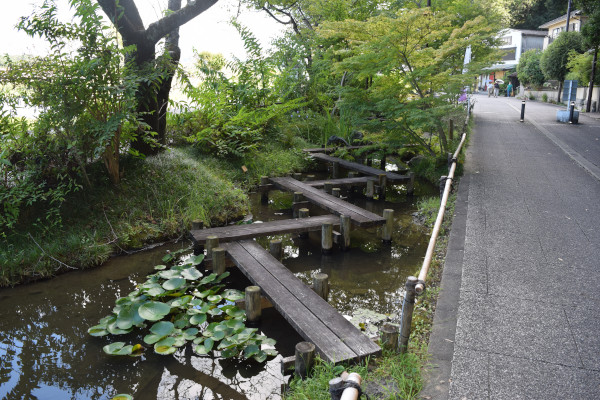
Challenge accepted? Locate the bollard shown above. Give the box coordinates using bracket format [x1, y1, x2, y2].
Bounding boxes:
[260, 176, 269, 204]
[322, 223, 333, 254]
[332, 187, 341, 198]
[245, 286, 262, 325]
[332, 162, 340, 179]
[366, 178, 375, 199]
[340, 215, 351, 251]
[382, 209, 394, 243]
[569, 101, 575, 124]
[407, 172, 415, 196]
[205, 236, 219, 259]
[293, 192, 304, 218]
[380, 323, 399, 351]
[439, 176, 447, 200]
[313, 273, 329, 300]
[212, 247, 226, 275]
[449, 119, 454, 141]
[295, 342, 316, 379]
[298, 208, 309, 238]
[399, 276, 418, 353]
[324, 182, 333, 195]
[520, 100, 525, 122]
[269, 239, 283, 261]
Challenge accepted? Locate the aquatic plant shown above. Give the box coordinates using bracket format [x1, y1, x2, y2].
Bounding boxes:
[88, 251, 277, 362]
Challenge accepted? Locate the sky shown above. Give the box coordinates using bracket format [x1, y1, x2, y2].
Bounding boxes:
[0, 0, 286, 66]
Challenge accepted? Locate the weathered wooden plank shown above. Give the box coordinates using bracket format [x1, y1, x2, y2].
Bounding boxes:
[189, 215, 339, 244]
[270, 177, 385, 227]
[222, 241, 358, 363]
[305, 177, 369, 188]
[240, 240, 380, 361]
[302, 146, 373, 154]
[309, 152, 409, 183]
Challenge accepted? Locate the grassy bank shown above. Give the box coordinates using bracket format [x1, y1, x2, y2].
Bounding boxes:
[0, 145, 310, 286]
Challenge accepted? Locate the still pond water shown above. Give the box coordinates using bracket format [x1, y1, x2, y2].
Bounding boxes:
[0, 171, 434, 399]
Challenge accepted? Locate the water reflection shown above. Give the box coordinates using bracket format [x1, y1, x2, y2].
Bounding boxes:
[0, 170, 434, 399]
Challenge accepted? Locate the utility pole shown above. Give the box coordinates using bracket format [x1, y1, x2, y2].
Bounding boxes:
[565, 0, 572, 32]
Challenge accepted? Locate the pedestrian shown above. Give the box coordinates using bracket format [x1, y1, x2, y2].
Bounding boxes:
[494, 80, 500, 98]
[507, 82, 513, 97]
[488, 83, 494, 97]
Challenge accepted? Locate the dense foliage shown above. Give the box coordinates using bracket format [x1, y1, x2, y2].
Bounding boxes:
[517, 50, 545, 88]
[540, 31, 586, 82]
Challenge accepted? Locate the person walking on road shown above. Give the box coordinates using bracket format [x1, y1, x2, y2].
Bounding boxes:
[493, 80, 500, 98]
[488, 82, 494, 97]
[507, 82, 513, 97]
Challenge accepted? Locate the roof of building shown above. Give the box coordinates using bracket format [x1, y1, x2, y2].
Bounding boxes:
[518, 30, 547, 36]
[539, 10, 582, 29]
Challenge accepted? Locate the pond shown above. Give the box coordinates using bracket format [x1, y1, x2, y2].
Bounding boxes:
[0, 167, 435, 399]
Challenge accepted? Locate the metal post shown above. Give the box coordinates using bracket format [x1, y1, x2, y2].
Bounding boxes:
[569, 101, 575, 124]
[399, 276, 418, 353]
[520, 100, 525, 122]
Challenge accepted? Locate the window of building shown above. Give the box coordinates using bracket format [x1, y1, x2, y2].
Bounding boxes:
[501, 36, 512, 45]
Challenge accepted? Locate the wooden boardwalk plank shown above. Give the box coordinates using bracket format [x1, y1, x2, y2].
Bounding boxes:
[302, 146, 372, 154]
[240, 240, 381, 361]
[309, 152, 409, 183]
[270, 177, 385, 227]
[305, 177, 369, 188]
[189, 215, 339, 244]
[222, 241, 360, 363]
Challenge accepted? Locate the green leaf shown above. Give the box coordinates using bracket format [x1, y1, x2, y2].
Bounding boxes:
[222, 289, 244, 301]
[87, 325, 108, 337]
[261, 338, 276, 346]
[183, 328, 199, 340]
[217, 271, 230, 281]
[207, 294, 223, 303]
[264, 348, 278, 357]
[243, 344, 259, 358]
[116, 306, 135, 330]
[225, 308, 245, 318]
[194, 343, 209, 355]
[154, 264, 167, 270]
[143, 333, 163, 345]
[107, 322, 132, 335]
[199, 273, 217, 285]
[162, 253, 174, 263]
[111, 394, 133, 400]
[138, 301, 171, 321]
[131, 343, 145, 357]
[221, 348, 237, 358]
[181, 267, 202, 280]
[154, 337, 177, 355]
[203, 337, 214, 352]
[103, 342, 133, 356]
[225, 319, 246, 331]
[253, 350, 267, 363]
[190, 313, 207, 325]
[162, 277, 186, 291]
[189, 254, 204, 265]
[208, 308, 223, 316]
[150, 321, 174, 337]
[174, 314, 190, 329]
[213, 330, 226, 341]
[159, 270, 181, 280]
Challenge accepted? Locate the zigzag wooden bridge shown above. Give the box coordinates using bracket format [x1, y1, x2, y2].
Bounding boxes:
[188, 150, 414, 367]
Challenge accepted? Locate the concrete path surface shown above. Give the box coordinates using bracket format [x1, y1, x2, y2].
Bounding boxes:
[422, 94, 600, 399]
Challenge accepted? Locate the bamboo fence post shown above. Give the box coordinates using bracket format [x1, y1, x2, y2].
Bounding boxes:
[212, 247, 226, 275]
[382, 209, 394, 243]
[340, 214, 351, 251]
[399, 276, 418, 353]
[313, 273, 329, 300]
[245, 286, 262, 325]
[322, 222, 333, 254]
[191, 220, 203, 230]
[269, 239, 283, 261]
[295, 342, 315, 379]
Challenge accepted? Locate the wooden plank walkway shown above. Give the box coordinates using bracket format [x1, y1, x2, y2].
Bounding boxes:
[302, 145, 372, 154]
[269, 177, 386, 227]
[309, 152, 410, 183]
[305, 177, 369, 188]
[189, 215, 339, 244]
[222, 240, 381, 363]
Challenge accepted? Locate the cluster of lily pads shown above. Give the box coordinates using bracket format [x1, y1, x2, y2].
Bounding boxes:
[88, 251, 277, 363]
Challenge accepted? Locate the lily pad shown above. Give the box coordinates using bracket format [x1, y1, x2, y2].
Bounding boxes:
[162, 277, 186, 291]
[138, 301, 171, 321]
[103, 342, 133, 356]
[111, 394, 133, 400]
[150, 321, 174, 337]
[159, 270, 181, 280]
[181, 267, 202, 280]
[225, 308, 245, 318]
[207, 295, 223, 303]
[116, 306, 135, 330]
[222, 289, 244, 301]
[243, 344, 259, 358]
[253, 350, 268, 363]
[190, 313, 207, 325]
[183, 328, 199, 340]
[154, 337, 177, 355]
[154, 264, 167, 270]
[189, 254, 204, 266]
[87, 325, 108, 337]
[131, 343, 145, 357]
[143, 333, 163, 345]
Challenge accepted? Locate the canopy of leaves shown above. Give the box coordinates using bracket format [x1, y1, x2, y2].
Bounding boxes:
[540, 31, 586, 81]
[517, 50, 545, 87]
[575, 0, 600, 50]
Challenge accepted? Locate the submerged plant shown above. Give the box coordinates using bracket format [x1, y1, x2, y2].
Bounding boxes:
[88, 251, 277, 362]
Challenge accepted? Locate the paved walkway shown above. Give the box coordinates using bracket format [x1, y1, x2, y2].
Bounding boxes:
[423, 94, 600, 399]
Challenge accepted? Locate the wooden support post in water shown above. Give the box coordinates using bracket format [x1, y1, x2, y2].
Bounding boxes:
[378, 174, 387, 200]
[332, 161, 340, 179]
[313, 273, 329, 300]
[380, 323, 399, 351]
[245, 286, 262, 325]
[212, 247, 226, 274]
[340, 214, 351, 251]
[295, 341, 316, 379]
[293, 192, 304, 218]
[399, 276, 418, 353]
[324, 182, 333, 195]
[298, 208, 309, 238]
[269, 239, 283, 261]
[191, 220, 203, 230]
[382, 209, 394, 243]
[306, 174, 315, 181]
[260, 176, 269, 204]
[293, 172, 302, 181]
[322, 222, 333, 254]
[347, 172, 357, 195]
[407, 172, 415, 196]
[366, 157, 372, 167]
[205, 236, 219, 259]
[366, 178, 375, 199]
[332, 187, 341, 198]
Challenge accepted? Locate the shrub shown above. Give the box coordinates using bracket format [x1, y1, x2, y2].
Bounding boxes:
[542, 93, 548, 102]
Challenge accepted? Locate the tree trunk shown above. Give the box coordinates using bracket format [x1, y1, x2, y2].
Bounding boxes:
[587, 48, 598, 113]
[557, 80, 563, 103]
